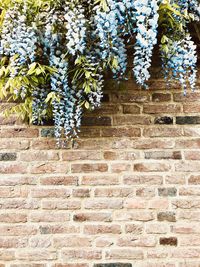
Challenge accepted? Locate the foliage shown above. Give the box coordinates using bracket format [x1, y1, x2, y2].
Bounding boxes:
[0, 0, 199, 142]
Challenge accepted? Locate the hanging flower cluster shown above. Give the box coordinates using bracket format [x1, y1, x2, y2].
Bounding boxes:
[0, 0, 199, 142]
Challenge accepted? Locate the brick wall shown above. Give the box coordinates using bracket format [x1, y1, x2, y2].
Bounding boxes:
[0, 67, 200, 267]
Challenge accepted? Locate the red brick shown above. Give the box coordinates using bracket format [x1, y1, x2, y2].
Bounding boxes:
[189, 175, 200, 184]
[0, 127, 39, 138]
[152, 93, 171, 102]
[42, 200, 81, 210]
[30, 212, 70, 222]
[0, 163, 27, 174]
[0, 139, 30, 150]
[0, 237, 28, 248]
[0, 213, 27, 223]
[53, 236, 92, 248]
[72, 189, 90, 198]
[124, 199, 147, 209]
[30, 162, 70, 174]
[81, 175, 119, 185]
[73, 212, 112, 222]
[132, 139, 175, 149]
[174, 92, 200, 102]
[0, 177, 36, 186]
[62, 151, 102, 161]
[125, 223, 143, 234]
[110, 163, 132, 173]
[113, 115, 151, 125]
[84, 199, 123, 209]
[20, 151, 59, 161]
[53, 264, 88, 267]
[144, 128, 182, 137]
[122, 104, 140, 114]
[117, 236, 156, 247]
[94, 188, 133, 197]
[134, 163, 171, 172]
[124, 175, 163, 185]
[103, 150, 140, 160]
[84, 224, 121, 235]
[172, 199, 200, 209]
[71, 163, 108, 173]
[0, 225, 37, 236]
[0, 250, 15, 260]
[102, 127, 141, 137]
[40, 176, 78, 186]
[31, 188, 70, 198]
[143, 104, 181, 114]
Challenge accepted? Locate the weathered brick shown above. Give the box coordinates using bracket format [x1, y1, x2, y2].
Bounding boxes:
[117, 236, 156, 247]
[71, 163, 108, 173]
[84, 199, 123, 209]
[84, 224, 121, 235]
[152, 93, 171, 102]
[134, 163, 171, 172]
[160, 237, 177, 246]
[82, 116, 111, 126]
[123, 104, 140, 114]
[146, 223, 169, 234]
[94, 188, 133, 197]
[94, 264, 132, 267]
[189, 175, 200, 184]
[39, 225, 79, 235]
[20, 151, 59, 161]
[16, 250, 57, 261]
[0, 213, 27, 223]
[158, 187, 177, 197]
[0, 127, 39, 138]
[0, 153, 17, 161]
[113, 115, 151, 126]
[62, 151, 102, 161]
[40, 128, 54, 137]
[30, 212, 70, 222]
[157, 212, 176, 222]
[176, 116, 200, 124]
[144, 104, 181, 114]
[31, 188, 70, 198]
[62, 249, 102, 260]
[0, 237, 28, 248]
[143, 128, 182, 137]
[81, 175, 119, 185]
[145, 151, 181, 160]
[102, 127, 141, 137]
[124, 175, 163, 185]
[42, 200, 81, 210]
[53, 236, 92, 248]
[73, 212, 112, 222]
[105, 249, 143, 260]
[72, 189, 90, 198]
[154, 116, 173, 124]
[40, 176, 78, 186]
[125, 223, 143, 234]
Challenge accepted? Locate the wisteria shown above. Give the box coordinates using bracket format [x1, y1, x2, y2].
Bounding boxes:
[0, 0, 199, 141]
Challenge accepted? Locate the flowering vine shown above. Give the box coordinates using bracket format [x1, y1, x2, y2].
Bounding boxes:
[0, 0, 199, 142]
